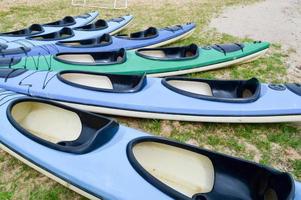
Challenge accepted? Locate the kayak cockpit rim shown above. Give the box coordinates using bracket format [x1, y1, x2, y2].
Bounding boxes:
[74, 19, 108, 31]
[127, 137, 295, 200]
[115, 27, 159, 40]
[57, 70, 147, 93]
[54, 48, 127, 66]
[56, 34, 113, 48]
[7, 98, 119, 154]
[42, 16, 76, 27]
[0, 24, 45, 37]
[162, 77, 261, 103]
[135, 44, 199, 61]
[27, 27, 75, 41]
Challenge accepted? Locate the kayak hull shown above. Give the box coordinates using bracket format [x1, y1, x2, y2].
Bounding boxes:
[3, 15, 133, 50]
[0, 11, 99, 43]
[0, 69, 300, 123]
[0, 93, 299, 199]
[0, 23, 196, 59]
[0, 41, 269, 77]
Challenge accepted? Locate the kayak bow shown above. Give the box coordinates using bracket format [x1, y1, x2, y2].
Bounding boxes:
[0, 69, 300, 123]
[0, 91, 299, 199]
[0, 41, 269, 76]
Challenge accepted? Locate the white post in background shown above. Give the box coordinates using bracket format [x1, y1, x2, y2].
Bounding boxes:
[71, 0, 128, 9]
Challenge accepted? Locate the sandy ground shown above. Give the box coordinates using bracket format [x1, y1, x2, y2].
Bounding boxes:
[209, 0, 301, 82]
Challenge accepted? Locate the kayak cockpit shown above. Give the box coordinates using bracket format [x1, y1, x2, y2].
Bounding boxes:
[108, 16, 126, 23]
[8, 99, 118, 154]
[127, 137, 294, 200]
[28, 27, 74, 41]
[74, 19, 108, 31]
[116, 27, 158, 40]
[58, 71, 146, 93]
[210, 43, 245, 55]
[162, 77, 261, 103]
[0, 24, 44, 37]
[136, 44, 199, 61]
[43, 16, 76, 27]
[54, 48, 126, 65]
[57, 34, 112, 48]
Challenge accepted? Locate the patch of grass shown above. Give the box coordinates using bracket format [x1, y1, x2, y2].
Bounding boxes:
[0, 0, 300, 199]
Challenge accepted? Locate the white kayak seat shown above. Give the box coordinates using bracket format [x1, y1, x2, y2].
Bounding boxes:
[55, 48, 126, 65]
[132, 141, 214, 197]
[136, 44, 199, 60]
[57, 71, 146, 93]
[162, 77, 261, 103]
[58, 54, 96, 63]
[11, 101, 82, 143]
[9, 100, 118, 154]
[166, 80, 213, 96]
[60, 73, 114, 90]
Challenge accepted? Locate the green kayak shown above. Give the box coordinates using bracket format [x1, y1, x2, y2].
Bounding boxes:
[1, 41, 269, 77]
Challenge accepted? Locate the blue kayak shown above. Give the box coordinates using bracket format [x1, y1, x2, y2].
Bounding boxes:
[0, 23, 196, 59]
[0, 90, 299, 200]
[0, 11, 99, 43]
[0, 69, 300, 123]
[1, 15, 133, 50]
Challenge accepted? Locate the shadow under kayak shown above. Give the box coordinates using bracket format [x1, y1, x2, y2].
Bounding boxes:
[0, 41, 269, 77]
[0, 69, 300, 123]
[0, 23, 196, 59]
[0, 92, 298, 200]
[1, 15, 133, 50]
[0, 11, 99, 43]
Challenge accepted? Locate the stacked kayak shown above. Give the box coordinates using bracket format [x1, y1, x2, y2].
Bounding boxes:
[0, 68, 300, 123]
[0, 91, 299, 199]
[0, 11, 99, 43]
[0, 41, 269, 76]
[0, 23, 196, 59]
[0, 15, 133, 50]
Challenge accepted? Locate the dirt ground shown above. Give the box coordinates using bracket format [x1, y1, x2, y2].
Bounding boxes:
[209, 0, 301, 82]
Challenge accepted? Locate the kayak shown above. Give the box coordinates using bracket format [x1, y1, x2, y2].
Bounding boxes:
[0, 23, 196, 59]
[0, 91, 298, 200]
[1, 15, 133, 50]
[0, 69, 300, 123]
[0, 11, 99, 43]
[0, 41, 269, 77]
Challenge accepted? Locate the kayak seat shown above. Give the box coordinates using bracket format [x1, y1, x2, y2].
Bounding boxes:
[43, 16, 76, 27]
[29, 27, 74, 41]
[0, 57, 22, 67]
[9, 100, 119, 154]
[116, 27, 158, 40]
[136, 44, 199, 60]
[162, 77, 261, 103]
[57, 34, 112, 48]
[0, 24, 44, 37]
[211, 43, 245, 55]
[75, 13, 91, 19]
[74, 19, 108, 31]
[0, 68, 27, 78]
[55, 48, 126, 65]
[58, 70, 146, 93]
[128, 137, 295, 200]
